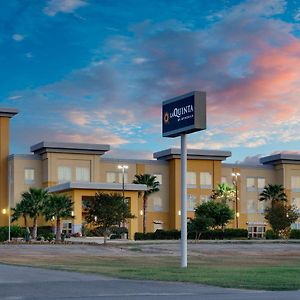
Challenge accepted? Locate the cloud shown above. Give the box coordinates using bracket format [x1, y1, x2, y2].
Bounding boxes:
[43, 0, 87, 16]
[12, 34, 24, 41]
[236, 154, 264, 165]
[7, 95, 22, 100]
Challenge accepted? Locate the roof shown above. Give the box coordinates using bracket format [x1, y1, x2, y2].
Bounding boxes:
[30, 141, 110, 156]
[0, 108, 19, 118]
[47, 182, 147, 193]
[153, 148, 231, 161]
[260, 154, 300, 165]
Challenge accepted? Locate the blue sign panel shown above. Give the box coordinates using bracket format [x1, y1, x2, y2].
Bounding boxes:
[162, 91, 206, 138]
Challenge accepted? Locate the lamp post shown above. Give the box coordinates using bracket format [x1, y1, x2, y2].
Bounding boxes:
[232, 172, 240, 229]
[118, 165, 128, 229]
[2, 208, 10, 241]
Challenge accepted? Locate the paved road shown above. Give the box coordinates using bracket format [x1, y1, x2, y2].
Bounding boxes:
[0, 264, 300, 300]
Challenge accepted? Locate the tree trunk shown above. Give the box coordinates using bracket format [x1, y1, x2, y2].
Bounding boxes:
[104, 232, 108, 244]
[143, 195, 147, 234]
[56, 218, 61, 241]
[32, 217, 38, 239]
[23, 215, 30, 234]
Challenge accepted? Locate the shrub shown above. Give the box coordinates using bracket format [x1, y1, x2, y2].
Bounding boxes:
[224, 228, 248, 239]
[37, 226, 53, 236]
[265, 229, 279, 239]
[0, 226, 26, 242]
[290, 229, 300, 239]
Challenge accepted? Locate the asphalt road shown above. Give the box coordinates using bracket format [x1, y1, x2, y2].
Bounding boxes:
[0, 264, 300, 300]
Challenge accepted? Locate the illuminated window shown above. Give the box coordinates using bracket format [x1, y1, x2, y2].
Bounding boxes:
[24, 168, 35, 184]
[58, 166, 71, 183]
[200, 172, 212, 189]
[76, 167, 90, 182]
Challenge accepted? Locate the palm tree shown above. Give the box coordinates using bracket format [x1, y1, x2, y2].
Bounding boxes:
[259, 184, 287, 208]
[210, 183, 235, 204]
[43, 194, 74, 241]
[133, 174, 160, 234]
[21, 188, 48, 239]
[12, 199, 30, 234]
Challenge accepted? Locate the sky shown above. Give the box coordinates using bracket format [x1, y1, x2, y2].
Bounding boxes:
[1, 0, 300, 164]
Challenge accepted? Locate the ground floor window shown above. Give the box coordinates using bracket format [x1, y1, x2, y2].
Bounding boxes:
[291, 222, 300, 229]
[247, 224, 266, 238]
[62, 221, 73, 234]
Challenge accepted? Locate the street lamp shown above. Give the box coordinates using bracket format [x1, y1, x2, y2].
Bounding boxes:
[2, 208, 10, 241]
[118, 165, 128, 203]
[232, 172, 240, 229]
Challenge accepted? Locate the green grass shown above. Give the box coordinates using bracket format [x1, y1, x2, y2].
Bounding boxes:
[1, 246, 300, 291]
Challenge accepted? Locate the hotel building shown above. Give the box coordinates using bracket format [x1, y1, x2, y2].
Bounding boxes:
[1, 108, 300, 239]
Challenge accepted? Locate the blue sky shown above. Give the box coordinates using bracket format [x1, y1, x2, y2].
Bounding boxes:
[1, 0, 300, 163]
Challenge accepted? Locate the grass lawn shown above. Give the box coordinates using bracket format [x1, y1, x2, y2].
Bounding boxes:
[0, 244, 300, 291]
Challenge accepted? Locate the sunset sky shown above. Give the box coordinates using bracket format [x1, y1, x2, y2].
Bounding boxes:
[1, 0, 300, 164]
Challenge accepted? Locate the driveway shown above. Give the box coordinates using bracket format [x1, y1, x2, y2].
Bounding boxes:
[0, 264, 300, 300]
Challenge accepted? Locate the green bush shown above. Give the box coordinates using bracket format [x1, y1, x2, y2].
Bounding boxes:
[265, 229, 279, 239]
[290, 229, 300, 239]
[37, 226, 53, 236]
[224, 228, 248, 239]
[188, 228, 248, 240]
[0, 226, 26, 242]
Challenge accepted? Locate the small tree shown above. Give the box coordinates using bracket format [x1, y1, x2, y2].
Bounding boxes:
[133, 174, 160, 234]
[259, 184, 287, 208]
[188, 216, 214, 241]
[21, 188, 48, 239]
[12, 199, 30, 234]
[210, 183, 235, 204]
[194, 201, 234, 230]
[85, 192, 135, 244]
[43, 194, 74, 241]
[265, 202, 299, 237]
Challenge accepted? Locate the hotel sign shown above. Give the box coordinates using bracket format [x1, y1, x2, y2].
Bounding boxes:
[162, 91, 206, 137]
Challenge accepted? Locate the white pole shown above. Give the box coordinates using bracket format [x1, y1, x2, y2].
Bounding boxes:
[8, 167, 11, 241]
[181, 134, 187, 268]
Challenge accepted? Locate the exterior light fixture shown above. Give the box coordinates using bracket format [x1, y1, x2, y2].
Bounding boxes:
[178, 210, 181, 216]
[71, 211, 74, 217]
[2, 208, 6, 214]
[140, 210, 143, 216]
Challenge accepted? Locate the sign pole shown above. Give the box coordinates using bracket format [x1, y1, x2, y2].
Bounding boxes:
[181, 133, 187, 268]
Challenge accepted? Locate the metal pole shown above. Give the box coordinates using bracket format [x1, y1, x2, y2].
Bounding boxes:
[8, 168, 11, 241]
[122, 167, 125, 203]
[181, 134, 187, 268]
[235, 182, 238, 229]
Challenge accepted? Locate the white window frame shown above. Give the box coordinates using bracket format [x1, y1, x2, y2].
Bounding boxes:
[153, 174, 163, 185]
[187, 194, 197, 211]
[246, 177, 256, 192]
[200, 172, 212, 189]
[187, 172, 196, 188]
[76, 167, 90, 182]
[153, 196, 163, 212]
[291, 176, 300, 192]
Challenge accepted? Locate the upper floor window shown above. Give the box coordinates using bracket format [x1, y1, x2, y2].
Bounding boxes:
[257, 178, 265, 192]
[247, 199, 256, 213]
[292, 197, 300, 209]
[153, 174, 162, 185]
[76, 167, 90, 182]
[221, 176, 227, 184]
[246, 177, 256, 192]
[187, 172, 196, 188]
[187, 194, 196, 211]
[107, 172, 117, 183]
[118, 172, 128, 184]
[200, 172, 212, 189]
[58, 166, 71, 183]
[200, 195, 210, 203]
[24, 168, 35, 184]
[291, 176, 300, 192]
[153, 196, 163, 211]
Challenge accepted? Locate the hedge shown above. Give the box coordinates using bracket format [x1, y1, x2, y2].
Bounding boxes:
[0, 226, 26, 242]
[290, 229, 300, 239]
[265, 229, 279, 239]
[134, 228, 248, 240]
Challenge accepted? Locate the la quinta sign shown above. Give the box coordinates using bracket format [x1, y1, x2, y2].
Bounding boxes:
[162, 91, 206, 137]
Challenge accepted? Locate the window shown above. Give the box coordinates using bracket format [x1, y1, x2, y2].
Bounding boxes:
[257, 178, 265, 192]
[247, 199, 256, 213]
[118, 172, 128, 184]
[187, 194, 196, 211]
[62, 221, 72, 234]
[107, 172, 117, 183]
[291, 222, 300, 230]
[58, 166, 71, 183]
[292, 198, 300, 210]
[153, 174, 162, 184]
[24, 168, 35, 184]
[246, 177, 256, 192]
[187, 172, 196, 188]
[247, 225, 266, 238]
[221, 176, 227, 184]
[291, 176, 300, 192]
[153, 197, 163, 211]
[200, 195, 210, 203]
[258, 200, 265, 213]
[200, 172, 212, 189]
[76, 167, 90, 182]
